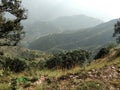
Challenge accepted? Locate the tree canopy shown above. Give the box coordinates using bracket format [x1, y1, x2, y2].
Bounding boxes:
[45, 49, 91, 69]
[113, 20, 120, 43]
[0, 0, 27, 46]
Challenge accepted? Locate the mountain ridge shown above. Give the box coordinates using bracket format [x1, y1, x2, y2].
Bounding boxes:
[22, 14, 103, 46]
[51, 14, 103, 30]
[28, 19, 117, 52]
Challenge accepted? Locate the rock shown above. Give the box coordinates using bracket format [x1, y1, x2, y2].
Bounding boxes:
[111, 66, 116, 69]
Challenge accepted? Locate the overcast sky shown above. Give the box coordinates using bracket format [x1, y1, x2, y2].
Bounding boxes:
[22, 0, 120, 22]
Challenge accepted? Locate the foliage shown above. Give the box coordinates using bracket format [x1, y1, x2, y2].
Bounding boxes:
[0, 49, 120, 89]
[0, 0, 27, 46]
[94, 47, 110, 59]
[10, 78, 17, 90]
[4, 58, 27, 73]
[29, 61, 38, 68]
[94, 43, 117, 60]
[113, 20, 120, 43]
[106, 42, 117, 50]
[115, 50, 120, 57]
[37, 60, 46, 69]
[45, 49, 91, 69]
[16, 77, 31, 84]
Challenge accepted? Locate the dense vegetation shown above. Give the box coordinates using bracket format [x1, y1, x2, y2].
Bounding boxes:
[113, 20, 120, 43]
[3, 58, 27, 73]
[45, 49, 91, 69]
[94, 47, 110, 59]
[0, 0, 27, 46]
[0, 46, 49, 73]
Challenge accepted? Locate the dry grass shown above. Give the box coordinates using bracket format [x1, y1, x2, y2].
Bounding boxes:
[0, 49, 120, 90]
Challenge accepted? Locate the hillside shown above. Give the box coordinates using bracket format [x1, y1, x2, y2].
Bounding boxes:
[22, 48, 120, 90]
[0, 47, 120, 90]
[22, 15, 103, 46]
[0, 46, 50, 62]
[22, 21, 61, 46]
[28, 19, 117, 52]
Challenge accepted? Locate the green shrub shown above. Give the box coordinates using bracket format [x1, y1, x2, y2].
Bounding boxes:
[4, 58, 27, 73]
[29, 61, 37, 68]
[45, 49, 91, 69]
[115, 50, 120, 57]
[94, 48, 110, 59]
[37, 60, 46, 69]
[10, 78, 17, 90]
[45, 53, 63, 69]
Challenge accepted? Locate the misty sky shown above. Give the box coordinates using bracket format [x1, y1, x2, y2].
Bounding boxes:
[22, 0, 120, 22]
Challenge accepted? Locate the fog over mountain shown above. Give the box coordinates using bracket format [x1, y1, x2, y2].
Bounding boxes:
[20, 0, 120, 49]
[22, 0, 120, 23]
[28, 19, 117, 52]
[22, 15, 103, 46]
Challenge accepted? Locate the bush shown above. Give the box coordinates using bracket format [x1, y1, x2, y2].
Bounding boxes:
[45, 49, 91, 69]
[115, 50, 120, 57]
[106, 43, 117, 50]
[29, 61, 37, 68]
[45, 53, 63, 69]
[94, 48, 110, 59]
[4, 58, 27, 73]
[37, 60, 46, 69]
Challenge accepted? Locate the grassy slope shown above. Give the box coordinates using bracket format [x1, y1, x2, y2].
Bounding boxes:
[34, 49, 120, 90]
[0, 48, 120, 90]
[31, 49, 120, 77]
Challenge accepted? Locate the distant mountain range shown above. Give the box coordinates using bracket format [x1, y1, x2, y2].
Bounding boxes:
[51, 14, 103, 30]
[28, 19, 117, 52]
[22, 14, 103, 46]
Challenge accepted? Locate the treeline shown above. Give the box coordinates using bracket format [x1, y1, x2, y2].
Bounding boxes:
[0, 44, 116, 73]
[0, 49, 90, 72]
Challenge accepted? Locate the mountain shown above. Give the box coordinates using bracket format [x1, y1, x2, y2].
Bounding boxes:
[28, 19, 117, 52]
[51, 14, 103, 30]
[22, 21, 62, 46]
[1, 46, 120, 90]
[22, 15, 103, 46]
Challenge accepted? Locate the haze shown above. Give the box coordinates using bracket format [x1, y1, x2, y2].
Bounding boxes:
[22, 0, 120, 22]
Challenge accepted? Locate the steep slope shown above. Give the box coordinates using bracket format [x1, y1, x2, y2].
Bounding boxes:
[0, 46, 120, 90]
[29, 19, 117, 51]
[25, 48, 120, 90]
[22, 21, 61, 46]
[22, 15, 103, 46]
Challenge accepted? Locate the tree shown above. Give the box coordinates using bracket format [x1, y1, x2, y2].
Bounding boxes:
[0, 0, 27, 46]
[45, 49, 91, 69]
[4, 58, 27, 73]
[94, 47, 109, 59]
[113, 19, 120, 43]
